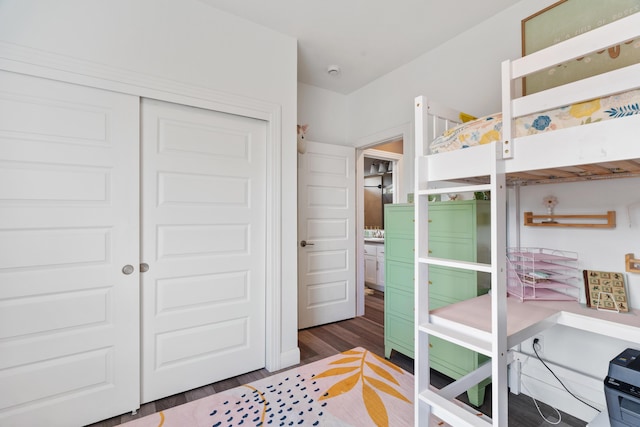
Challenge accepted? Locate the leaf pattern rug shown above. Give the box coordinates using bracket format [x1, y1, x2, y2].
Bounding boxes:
[121, 348, 413, 427]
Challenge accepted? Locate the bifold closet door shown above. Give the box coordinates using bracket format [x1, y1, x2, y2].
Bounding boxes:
[140, 99, 267, 403]
[0, 71, 140, 426]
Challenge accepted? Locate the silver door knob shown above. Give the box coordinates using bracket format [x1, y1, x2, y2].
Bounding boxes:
[300, 240, 315, 247]
[140, 263, 149, 273]
[122, 264, 134, 275]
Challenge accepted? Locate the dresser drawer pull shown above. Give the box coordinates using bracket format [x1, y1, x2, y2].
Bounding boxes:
[428, 281, 432, 285]
[429, 343, 433, 348]
[428, 250, 432, 254]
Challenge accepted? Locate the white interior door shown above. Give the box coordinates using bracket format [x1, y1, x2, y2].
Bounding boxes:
[141, 99, 267, 403]
[298, 141, 356, 329]
[0, 71, 140, 426]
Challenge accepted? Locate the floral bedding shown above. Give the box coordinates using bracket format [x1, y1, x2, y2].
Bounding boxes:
[429, 89, 640, 154]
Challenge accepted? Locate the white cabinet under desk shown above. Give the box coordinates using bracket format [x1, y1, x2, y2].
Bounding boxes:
[364, 241, 385, 291]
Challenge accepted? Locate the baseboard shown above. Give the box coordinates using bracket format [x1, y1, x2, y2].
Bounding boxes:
[511, 350, 603, 421]
[276, 347, 301, 372]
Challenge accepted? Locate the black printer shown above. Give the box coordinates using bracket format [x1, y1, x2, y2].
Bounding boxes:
[605, 348, 640, 427]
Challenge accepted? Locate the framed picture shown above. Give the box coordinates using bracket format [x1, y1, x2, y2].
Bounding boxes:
[521, 0, 640, 94]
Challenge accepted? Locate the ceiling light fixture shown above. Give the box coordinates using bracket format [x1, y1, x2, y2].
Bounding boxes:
[327, 65, 341, 76]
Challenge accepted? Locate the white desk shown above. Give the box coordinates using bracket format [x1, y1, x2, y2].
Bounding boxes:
[429, 294, 640, 347]
[587, 410, 610, 427]
[426, 295, 640, 424]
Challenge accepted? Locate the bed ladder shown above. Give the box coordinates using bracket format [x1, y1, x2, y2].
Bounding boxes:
[414, 96, 508, 426]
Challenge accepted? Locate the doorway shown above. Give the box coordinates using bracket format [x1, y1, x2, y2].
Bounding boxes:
[363, 157, 395, 231]
[357, 137, 404, 317]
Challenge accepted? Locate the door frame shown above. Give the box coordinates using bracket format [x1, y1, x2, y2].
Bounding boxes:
[355, 123, 411, 316]
[0, 51, 295, 371]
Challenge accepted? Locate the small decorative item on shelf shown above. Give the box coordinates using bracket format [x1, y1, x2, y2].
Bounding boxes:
[626, 253, 640, 273]
[474, 191, 490, 200]
[507, 247, 580, 301]
[543, 195, 558, 223]
[447, 193, 460, 201]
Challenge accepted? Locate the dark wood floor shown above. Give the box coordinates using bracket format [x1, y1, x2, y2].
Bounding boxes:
[88, 290, 586, 427]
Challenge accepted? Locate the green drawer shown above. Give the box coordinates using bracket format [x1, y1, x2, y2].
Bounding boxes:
[428, 266, 477, 301]
[426, 292, 461, 312]
[385, 260, 413, 291]
[384, 205, 414, 236]
[428, 237, 475, 262]
[385, 236, 414, 263]
[385, 287, 413, 322]
[385, 314, 414, 355]
[428, 203, 476, 239]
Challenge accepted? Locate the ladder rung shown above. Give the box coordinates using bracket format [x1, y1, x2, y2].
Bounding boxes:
[418, 256, 493, 273]
[418, 322, 492, 357]
[419, 389, 493, 427]
[438, 361, 492, 400]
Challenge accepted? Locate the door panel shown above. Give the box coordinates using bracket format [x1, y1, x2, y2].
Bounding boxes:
[298, 141, 355, 329]
[0, 71, 140, 426]
[141, 99, 266, 403]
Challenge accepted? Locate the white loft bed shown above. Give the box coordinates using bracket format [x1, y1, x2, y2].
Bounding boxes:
[414, 13, 640, 427]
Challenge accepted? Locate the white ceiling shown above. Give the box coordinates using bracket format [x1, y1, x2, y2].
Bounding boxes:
[199, 0, 520, 94]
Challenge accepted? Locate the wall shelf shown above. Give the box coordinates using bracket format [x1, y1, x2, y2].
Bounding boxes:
[524, 211, 616, 228]
[626, 253, 640, 273]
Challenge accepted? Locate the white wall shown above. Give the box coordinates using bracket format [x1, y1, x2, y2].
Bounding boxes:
[346, 0, 558, 192]
[298, 83, 348, 144]
[516, 178, 640, 311]
[296, 0, 592, 197]
[297, 0, 558, 189]
[0, 0, 297, 106]
[512, 178, 640, 420]
[0, 0, 300, 368]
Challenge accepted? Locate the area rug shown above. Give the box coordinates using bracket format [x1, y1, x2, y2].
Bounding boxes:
[122, 347, 413, 427]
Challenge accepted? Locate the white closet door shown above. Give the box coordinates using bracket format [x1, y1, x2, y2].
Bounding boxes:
[140, 99, 267, 403]
[0, 71, 140, 426]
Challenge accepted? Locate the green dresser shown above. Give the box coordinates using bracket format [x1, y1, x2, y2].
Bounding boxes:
[384, 204, 415, 360]
[384, 200, 491, 406]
